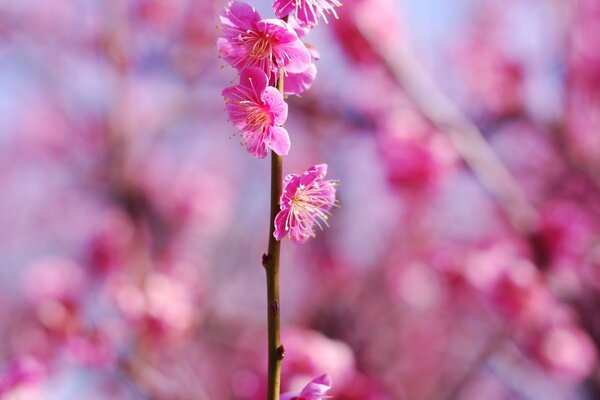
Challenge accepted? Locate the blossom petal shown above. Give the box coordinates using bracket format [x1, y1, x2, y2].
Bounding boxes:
[262, 87, 288, 125]
[296, 1, 319, 27]
[273, 208, 290, 240]
[222, 86, 248, 128]
[280, 374, 333, 400]
[240, 67, 269, 102]
[267, 126, 291, 156]
[243, 130, 269, 158]
[277, 39, 312, 73]
[220, 1, 260, 31]
[258, 19, 311, 73]
[299, 163, 327, 187]
[299, 373, 332, 397]
[280, 173, 300, 204]
[284, 64, 317, 96]
[273, 0, 296, 18]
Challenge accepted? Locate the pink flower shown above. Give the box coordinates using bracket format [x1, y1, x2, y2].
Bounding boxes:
[223, 67, 291, 158]
[218, 1, 311, 75]
[274, 164, 337, 243]
[274, 0, 342, 27]
[281, 374, 333, 400]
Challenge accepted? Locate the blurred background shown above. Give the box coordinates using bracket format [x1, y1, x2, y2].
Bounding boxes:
[1, 0, 600, 398]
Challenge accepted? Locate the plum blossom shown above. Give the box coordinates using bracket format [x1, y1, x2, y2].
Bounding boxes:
[274, 0, 342, 27]
[274, 164, 337, 243]
[222, 67, 290, 158]
[280, 374, 333, 400]
[218, 1, 311, 75]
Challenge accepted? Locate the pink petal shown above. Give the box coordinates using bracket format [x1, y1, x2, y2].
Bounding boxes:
[287, 13, 312, 39]
[273, 0, 296, 18]
[222, 86, 250, 128]
[280, 374, 333, 399]
[262, 87, 288, 125]
[277, 39, 312, 73]
[267, 126, 291, 156]
[280, 173, 300, 204]
[305, 43, 320, 60]
[258, 19, 311, 73]
[221, 1, 260, 31]
[296, 1, 319, 27]
[240, 67, 269, 101]
[299, 163, 327, 187]
[309, 164, 328, 177]
[284, 64, 317, 96]
[243, 130, 268, 158]
[299, 373, 332, 397]
[273, 209, 290, 240]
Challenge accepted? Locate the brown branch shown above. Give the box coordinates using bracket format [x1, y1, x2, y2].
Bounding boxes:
[265, 68, 285, 400]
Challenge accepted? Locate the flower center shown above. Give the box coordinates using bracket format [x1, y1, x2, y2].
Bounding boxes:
[287, 182, 334, 236]
[244, 103, 272, 132]
[248, 34, 273, 60]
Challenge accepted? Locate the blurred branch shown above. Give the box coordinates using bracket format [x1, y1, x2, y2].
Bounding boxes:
[549, 121, 600, 194]
[441, 329, 507, 400]
[355, 19, 539, 236]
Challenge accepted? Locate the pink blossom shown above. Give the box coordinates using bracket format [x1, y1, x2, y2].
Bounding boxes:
[280, 374, 333, 400]
[0, 356, 45, 396]
[222, 67, 290, 158]
[274, 164, 337, 243]
[218, 1, 311, 75]
[535, 324, 597, 382]
[274, 0, 342, 27]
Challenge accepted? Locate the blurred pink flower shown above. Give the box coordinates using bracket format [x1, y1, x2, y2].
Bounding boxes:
[274, 0, 341, 27]
[331, 0, 405, 64]
[218, 1, 311, 75]
[66, 333, 116, 369]
[23, 258, 85, 304]
[110, 272, 196, 340]
[0, 356, 46, 399]
[280, 374, 333, 400]
[537, 325, 597, 382]
[274, 164, 337, 243]
[278, 329, 355, 392]
[223, 67, 290, 158]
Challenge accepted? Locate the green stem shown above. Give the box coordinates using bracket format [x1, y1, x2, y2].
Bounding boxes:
[265, 68, 285, 400]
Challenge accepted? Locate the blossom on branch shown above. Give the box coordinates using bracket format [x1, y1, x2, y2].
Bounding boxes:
[274, 164, 338, 243]
[222, 67, 290, 158]
[218, 1, 311, 76]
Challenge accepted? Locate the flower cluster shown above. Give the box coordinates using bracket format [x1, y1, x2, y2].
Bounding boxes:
[219, 0, 340, 244]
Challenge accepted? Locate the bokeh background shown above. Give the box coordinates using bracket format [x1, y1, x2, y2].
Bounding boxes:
[1, 0, 600, 398]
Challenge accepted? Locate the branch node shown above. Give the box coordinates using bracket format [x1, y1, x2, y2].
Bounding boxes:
[262, 253, 270, 268]
[270, 300, 279, 316]
[277, 345, 286, 360]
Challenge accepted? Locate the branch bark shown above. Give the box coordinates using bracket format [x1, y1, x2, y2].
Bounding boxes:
[265, 68, 285, 400]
